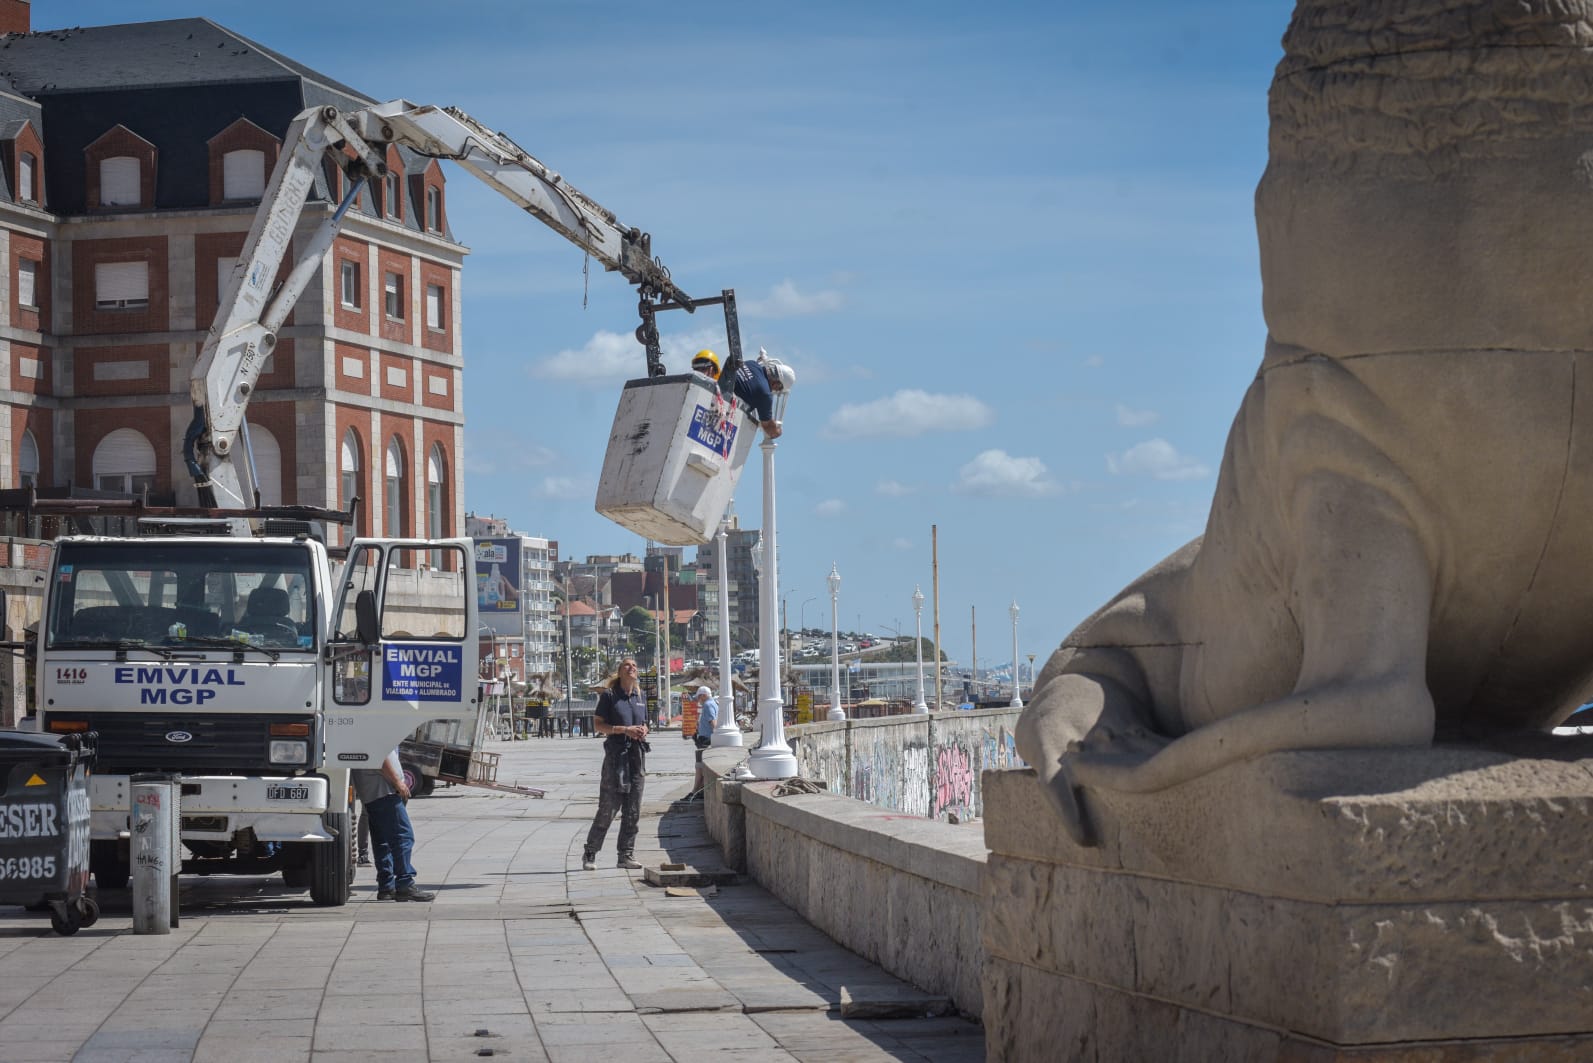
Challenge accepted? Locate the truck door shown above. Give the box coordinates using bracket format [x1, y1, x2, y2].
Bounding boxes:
[322, 538, 479, 767]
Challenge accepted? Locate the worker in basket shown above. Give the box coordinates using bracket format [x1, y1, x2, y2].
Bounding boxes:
[692, 348, 794, 440]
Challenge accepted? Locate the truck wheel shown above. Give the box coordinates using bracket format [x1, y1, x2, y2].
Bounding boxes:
[78, 896, 100, 929]
[401, 763, 422, 793]
[308, 812, 351, 907]
[91, 841, 130, 890]
[413, 775, 435, 798]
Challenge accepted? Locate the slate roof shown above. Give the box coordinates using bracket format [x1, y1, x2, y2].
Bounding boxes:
[0, 17, 452, 238]
[0, 19, 368, 100]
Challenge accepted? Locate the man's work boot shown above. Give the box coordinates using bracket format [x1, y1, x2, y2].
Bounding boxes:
[376, 888, 395, 900]
[581, 852, 597, 871]
[616, 854, 642, 870]
[394, 886, 436, 902]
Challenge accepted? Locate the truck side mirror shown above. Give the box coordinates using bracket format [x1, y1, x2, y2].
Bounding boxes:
[355, 590, 379, 646]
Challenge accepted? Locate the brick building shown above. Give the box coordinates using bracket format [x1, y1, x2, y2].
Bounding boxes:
[0, 4, 465, 543]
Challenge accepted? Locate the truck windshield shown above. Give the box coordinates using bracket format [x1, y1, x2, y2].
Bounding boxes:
[47, 542, 316, 652]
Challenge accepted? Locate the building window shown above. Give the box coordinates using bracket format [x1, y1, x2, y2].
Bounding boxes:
[427, 444, 445, 566]
[385, 437, 406, 536]
[243, 424, 282, 506]
[340, 260, 360, 308]
[425, 284, 445, 331]
[18, 152, 35, 204]
[384, 271, 404, 319]
[18, 430, 38, 488]
[92, 428, 157, 494]
[99, 156, 140, 207]
[426, 186, 442, 232]
[384, 172, 400, 218]
[340, 428, 361, 510]
[18, 260, 37, 309]
[222, 148, 266, 200]
[94, 261, 149, 310]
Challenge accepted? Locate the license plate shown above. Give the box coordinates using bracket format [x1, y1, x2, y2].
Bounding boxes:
[265, 785, 309, 801]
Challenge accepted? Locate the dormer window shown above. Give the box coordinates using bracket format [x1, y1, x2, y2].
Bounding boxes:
[222, 148, 265, 201]
[18, 152, 35, 203]
[426, 185, 442, 232]
[385, 172, 400, 218]
[99, 156, 140, 207]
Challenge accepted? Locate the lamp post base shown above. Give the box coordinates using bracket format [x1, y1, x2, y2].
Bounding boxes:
[826, 708, 846, 722]
[711, 725, 743, 748]
[748, 746, 798, 779]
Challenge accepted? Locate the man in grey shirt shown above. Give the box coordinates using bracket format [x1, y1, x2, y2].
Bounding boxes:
[352, 750, 434, 901]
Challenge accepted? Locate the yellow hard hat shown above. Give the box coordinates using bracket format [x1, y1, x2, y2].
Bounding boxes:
[691, 349, 721, 378]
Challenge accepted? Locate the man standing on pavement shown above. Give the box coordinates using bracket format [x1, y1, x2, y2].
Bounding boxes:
[685, 685, 718, 801]
[352, 749, 435, 901]
[581, 658, 650, 871]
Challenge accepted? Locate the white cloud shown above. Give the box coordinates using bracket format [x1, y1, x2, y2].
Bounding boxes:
[875, 479, 915, 497]
[1115, 403, 1159, 428]
[815, 498, 846, 517]
[892, 537, 914, 551]
[824, 390, 993, 439]
[1106, 438, 1210, 481]
[529, 326, 723, 385]
[461, 431, 558, 475]
[743, 279, 844, 318]
[951, 450, 1060, 497]
[537, 476, 587, 500]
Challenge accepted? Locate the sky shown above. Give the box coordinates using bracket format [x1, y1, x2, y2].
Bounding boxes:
[49, 0, 1290, 671]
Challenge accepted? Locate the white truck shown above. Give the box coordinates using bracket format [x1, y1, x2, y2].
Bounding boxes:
[40, 528, 477, 904]
[33, 94, 740, 905]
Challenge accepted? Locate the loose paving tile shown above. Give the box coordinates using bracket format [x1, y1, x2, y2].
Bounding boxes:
[0, 734, 983, 1061]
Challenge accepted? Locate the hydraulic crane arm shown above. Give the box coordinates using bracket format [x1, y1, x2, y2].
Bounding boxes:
[187, 100, 693, 510]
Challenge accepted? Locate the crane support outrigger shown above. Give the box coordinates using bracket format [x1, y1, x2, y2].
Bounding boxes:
[185, 99, 704, 512]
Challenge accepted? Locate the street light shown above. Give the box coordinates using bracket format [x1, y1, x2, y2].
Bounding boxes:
[748, 377, 798, 779]
[912, 586, 928, 713]
[712, 515, 741, 747]
[827, 564, 845, 721]
[1009, 600, 1023, 708]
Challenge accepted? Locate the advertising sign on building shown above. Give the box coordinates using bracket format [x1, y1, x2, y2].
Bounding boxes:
[475, 537, 523, 636]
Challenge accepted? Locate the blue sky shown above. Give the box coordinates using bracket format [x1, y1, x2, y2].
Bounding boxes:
[50, 1, 1289, 669]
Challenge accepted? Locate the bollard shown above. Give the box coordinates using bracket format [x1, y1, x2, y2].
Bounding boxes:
[130, 773, 181, 934]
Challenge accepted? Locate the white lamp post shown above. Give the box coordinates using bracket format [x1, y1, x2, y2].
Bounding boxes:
[827, 563, 845, 721]
[912, 586, 929, 713]
[712, 515, 741, 747]
[1009, 599, 1023, 708]
[748, 435, 797, 778]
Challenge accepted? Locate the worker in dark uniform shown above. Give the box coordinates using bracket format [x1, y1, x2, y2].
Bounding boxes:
[691, 348, 794, 440]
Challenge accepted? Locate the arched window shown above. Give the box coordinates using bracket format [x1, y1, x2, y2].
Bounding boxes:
[99, 156, 140, 207]
[426, 445, 445, 539]
[385, 436, 407, 536]
[18, 430, 38, 488]
[222, 148, 265, 201]
[340, 428, 361, 510]
[245, 424, 282, 506]
[92, 428, 156, 494]
[426, 444, 446, 568]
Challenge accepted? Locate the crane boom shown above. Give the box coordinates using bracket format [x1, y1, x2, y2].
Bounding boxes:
[186, 100, 693, 511]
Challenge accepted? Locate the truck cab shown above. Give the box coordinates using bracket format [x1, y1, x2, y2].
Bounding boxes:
[36, 532, 477, 905]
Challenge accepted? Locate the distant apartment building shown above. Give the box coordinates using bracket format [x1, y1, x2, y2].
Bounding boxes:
[0, 7, 464, 542]
[466, 512, 558, 678]
[693, 517, 761, 653]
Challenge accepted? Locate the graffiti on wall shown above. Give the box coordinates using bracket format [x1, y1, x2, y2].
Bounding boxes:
[932, 745, 975, 820]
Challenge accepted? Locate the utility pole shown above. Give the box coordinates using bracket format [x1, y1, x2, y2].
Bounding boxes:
[971, 604, 977, 705]
[931, 524, 941, 712]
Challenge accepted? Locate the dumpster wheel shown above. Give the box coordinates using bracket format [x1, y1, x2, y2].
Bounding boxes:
[48, 896, 97, 936]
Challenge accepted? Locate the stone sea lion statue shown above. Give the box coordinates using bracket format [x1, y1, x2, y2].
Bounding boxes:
[1016, 0, 1593, 845]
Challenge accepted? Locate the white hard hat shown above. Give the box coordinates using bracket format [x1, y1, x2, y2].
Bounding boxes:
[767, 359, 795, 392]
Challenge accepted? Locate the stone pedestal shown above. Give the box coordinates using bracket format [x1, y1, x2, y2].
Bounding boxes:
[982, 737, 1593, 1061]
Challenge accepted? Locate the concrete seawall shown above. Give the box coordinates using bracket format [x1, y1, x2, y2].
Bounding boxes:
[785, 708, 1024, 821]
[701, 711, 1023, 1020]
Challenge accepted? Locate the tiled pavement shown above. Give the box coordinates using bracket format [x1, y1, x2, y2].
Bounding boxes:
[0, 731, 986, 1062]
